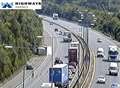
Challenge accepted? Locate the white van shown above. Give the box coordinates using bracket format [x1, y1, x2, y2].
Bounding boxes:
[109, 62, 118, 76]
[97, 48, 104, 58]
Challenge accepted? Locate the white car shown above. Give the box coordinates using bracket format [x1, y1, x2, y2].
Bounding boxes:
[41, 83, 52, 88]
[109, 62, 118, 76]
[97, 48, 104, 57]
[68, 70, 74, 80]
[97, 76, 106, 83]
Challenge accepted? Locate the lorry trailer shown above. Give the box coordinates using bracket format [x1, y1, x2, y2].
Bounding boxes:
[49, 64, 69, 87]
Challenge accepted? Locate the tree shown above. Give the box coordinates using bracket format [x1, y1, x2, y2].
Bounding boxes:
[0, 10, 43, 81]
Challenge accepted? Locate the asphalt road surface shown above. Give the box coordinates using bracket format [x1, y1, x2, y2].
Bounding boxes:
[25, 20, 70, 88]
[2, 15, 120, 88]
[17, 17, 79, 88]
[41, 15, 120, 88]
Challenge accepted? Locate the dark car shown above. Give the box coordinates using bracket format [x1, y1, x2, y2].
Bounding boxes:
[54, 57, 63, 65]
[26, 64, 33, 70]
[111, 83, 120, 88]
[67, 33, 71, 38]
[54, 28, 58, 32]
[97, 38, 102, 42]
[63, 32, 71, 38]
[69, 62, 77, 68]
[59, 31, 62, 35]
[63, 37, 72, 42]
[50, 22, 53, 25]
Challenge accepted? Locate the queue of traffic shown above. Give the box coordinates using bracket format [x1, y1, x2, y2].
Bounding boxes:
[96, 38, 120, 88]
[40, 15, 80, 88]
[48, 35, 79, 88]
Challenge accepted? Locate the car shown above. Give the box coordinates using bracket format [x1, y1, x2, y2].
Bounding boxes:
[59, 31, 62, 35]
[54, 57, 63, 65]
[63, 32, 67, 36]
[97, 48, 104, 58]
[69, 62, 77, 68]
[63, 32, 71, 38]
[41, 83, 52, 88]
[50, 22, 53, 25]
[97, 76, 105, 84]
[67, 33, 71, 38]
[26, 63, 33, 70]
[111, 83, 120, 88]
[68, 72, 74, 80]
[97, 38, 102, 42]
[54, 28, 58, 32]
[69, 65, 76, 74]
[63, 37, 72, 42]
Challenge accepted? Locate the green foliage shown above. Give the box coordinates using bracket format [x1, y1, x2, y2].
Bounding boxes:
[43, 0, 120, 15]
[3, 65, 12, 78]
[93, 11, 120, 42]
[39, 0, 120, 43]
[0, 10, 43, 81]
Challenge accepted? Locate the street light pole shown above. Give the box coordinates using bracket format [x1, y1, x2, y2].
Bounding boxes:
[36, 35, 54, 65]
[36, 35, 54, 88]
[23, 65, 25, 88]
[86, 26, 89, 46]
[68, 42, 70, 88]
[4, 45, 33, 88]
[52, 37, 54, 67]
[77, 43, 80, 88]
[51, 36, 54, 88]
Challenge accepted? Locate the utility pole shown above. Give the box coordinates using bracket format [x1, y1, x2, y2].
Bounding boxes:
[23, 66, 25, 88]
[108, 0, 111, 11]
[77, 43, 80, 88]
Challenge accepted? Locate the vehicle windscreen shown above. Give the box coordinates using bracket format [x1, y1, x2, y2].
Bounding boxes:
[110, 67, 117, 70]
[97, 50, 103, 53]
[99, 77, 104, 79]
[109, 51, 118, 55]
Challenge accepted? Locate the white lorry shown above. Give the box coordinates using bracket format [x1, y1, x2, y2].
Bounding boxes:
[108, 45, 119, 61]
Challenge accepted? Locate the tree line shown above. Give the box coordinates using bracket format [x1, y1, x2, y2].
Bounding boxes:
[0, 10, 43, 81]
[94, 11, 120, 42]
[37, 0, 120, 42]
